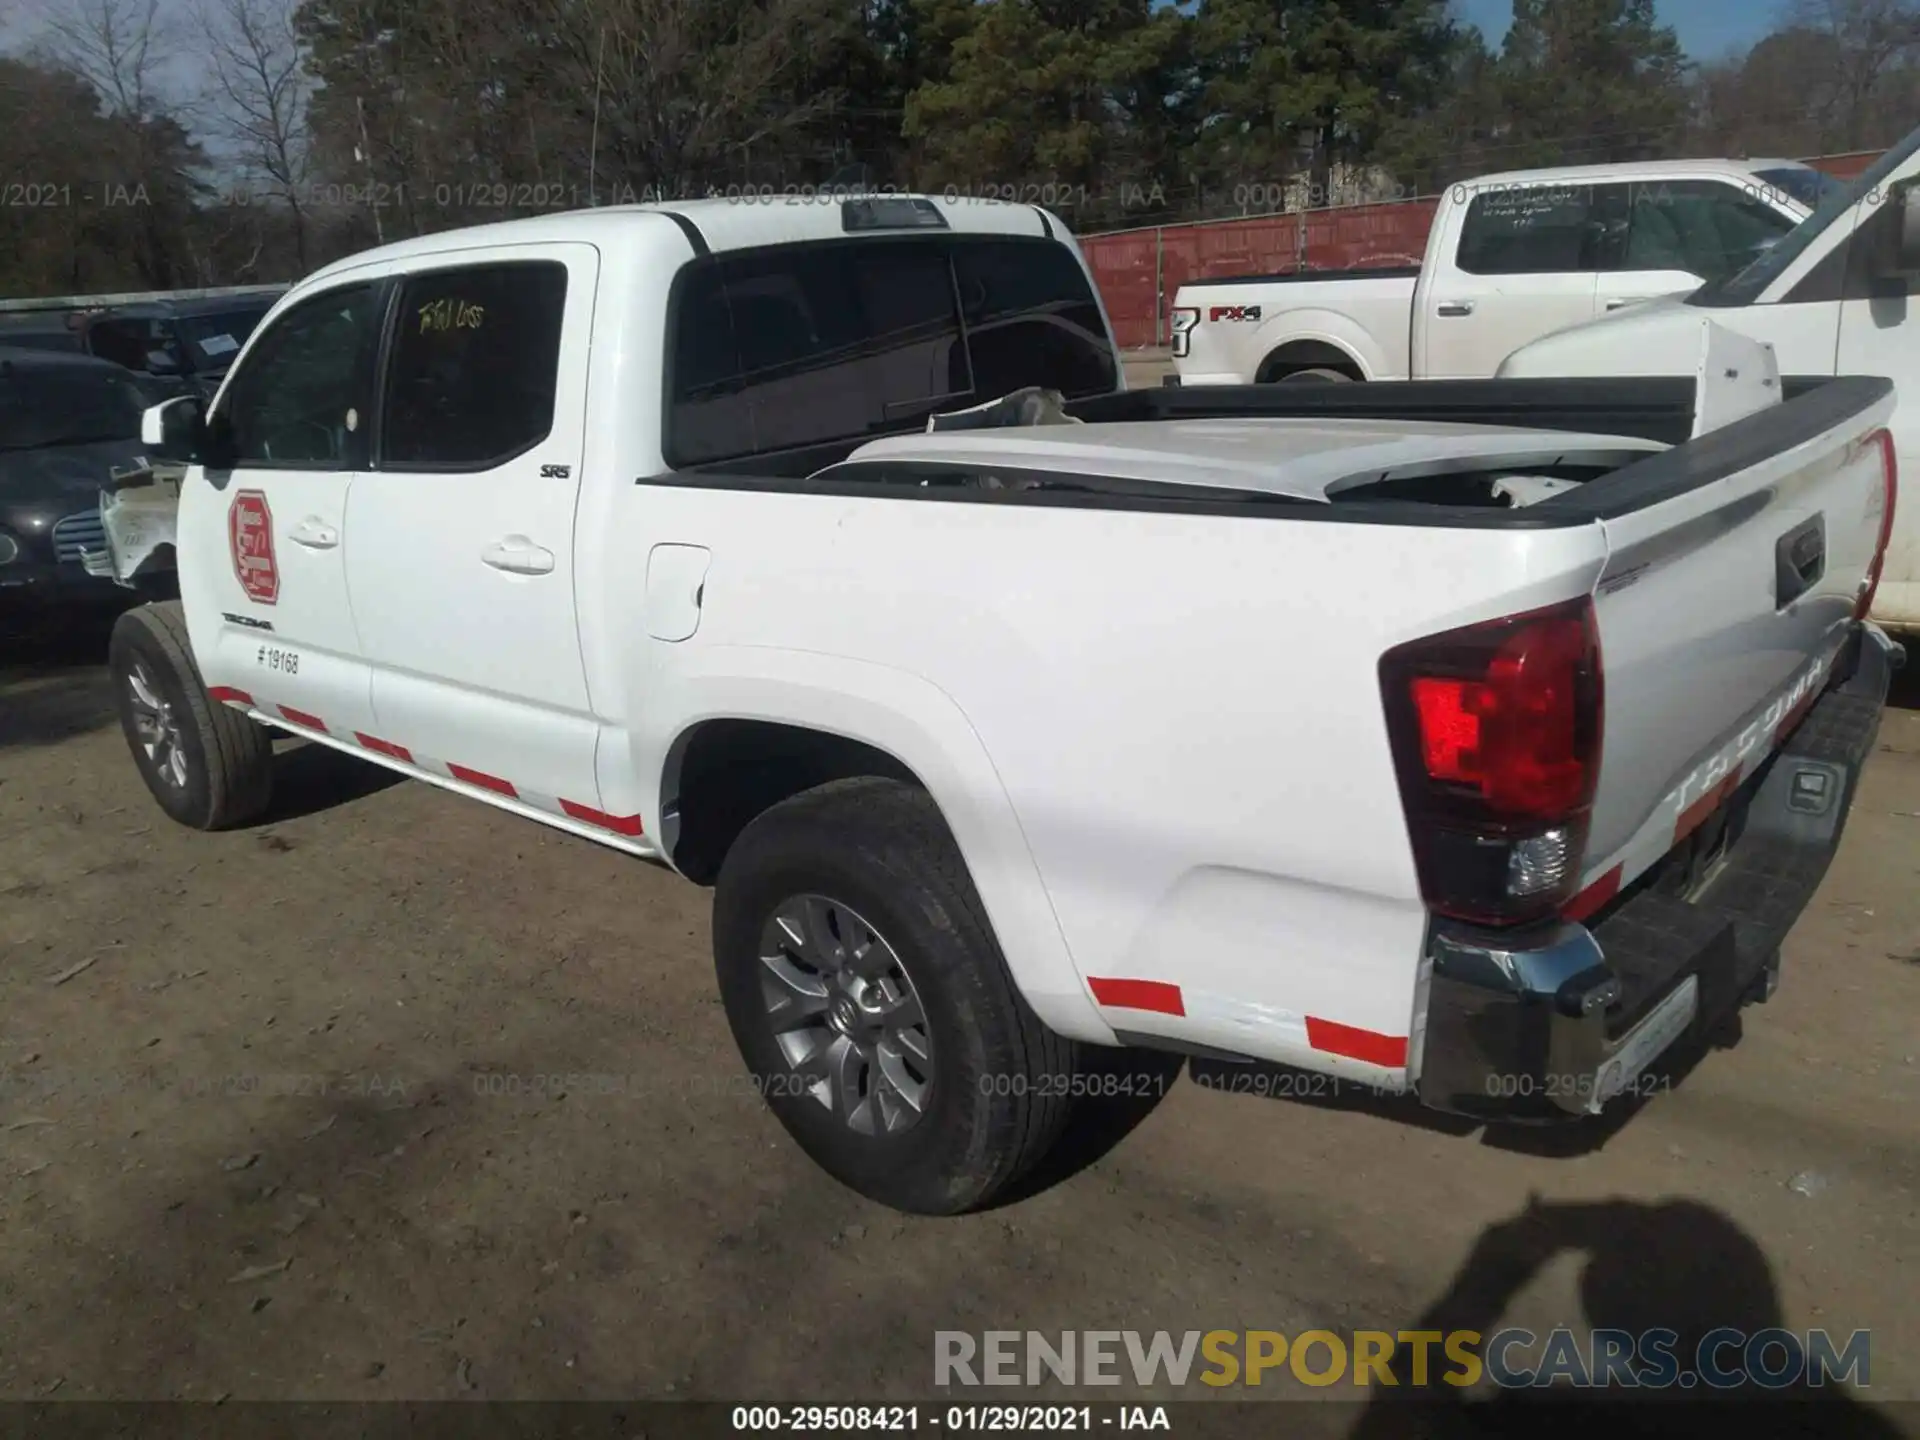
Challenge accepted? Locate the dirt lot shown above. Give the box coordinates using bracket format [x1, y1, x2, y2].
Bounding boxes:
[3, 604, 1918, 1423]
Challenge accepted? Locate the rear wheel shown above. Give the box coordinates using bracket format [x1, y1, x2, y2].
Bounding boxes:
[1273, 366, 1353, 383]
[712, 777, 1080, 1214]
[109, 601, 273, 830]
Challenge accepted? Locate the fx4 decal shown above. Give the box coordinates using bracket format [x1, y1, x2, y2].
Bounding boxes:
[539, 464, 572, 479]
[1209, 305, 1262, 322]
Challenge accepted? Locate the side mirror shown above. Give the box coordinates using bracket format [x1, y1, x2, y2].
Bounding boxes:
[141, 395, 194, 450]
[140, 395, 232, 467]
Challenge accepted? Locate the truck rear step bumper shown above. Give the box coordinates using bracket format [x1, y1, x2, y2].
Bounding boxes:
[1415, 623, 1902, 1123]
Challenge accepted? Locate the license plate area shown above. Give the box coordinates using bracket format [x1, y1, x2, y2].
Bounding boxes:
[1587, 974, 1699, 1114]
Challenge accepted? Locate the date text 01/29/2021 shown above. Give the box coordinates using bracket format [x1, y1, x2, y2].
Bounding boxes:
[729, 1406, 1170, 1432]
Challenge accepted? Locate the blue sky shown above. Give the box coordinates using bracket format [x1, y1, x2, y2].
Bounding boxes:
[1458, 0, 1791, 61]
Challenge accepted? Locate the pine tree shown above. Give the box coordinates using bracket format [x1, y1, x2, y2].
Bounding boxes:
[1496, 0, 1691, 166]
[1188, 0, 1455, 207]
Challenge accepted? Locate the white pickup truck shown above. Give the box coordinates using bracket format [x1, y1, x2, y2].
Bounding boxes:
[1170, 158, 1830, 385]
[1500, 124, 1920, 635]
[95, 196, 1902, 1216]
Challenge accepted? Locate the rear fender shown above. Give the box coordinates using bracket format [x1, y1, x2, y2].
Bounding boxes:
[1247, 308, 1393, 381]
[631, 645, 1117, 1047]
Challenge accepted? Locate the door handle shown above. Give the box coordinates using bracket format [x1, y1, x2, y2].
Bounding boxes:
[1604, 297, 1637, 311]
[288, 517, 338, 549]
[1774, 515, 1825, 607]
[481, 536, 555, 575]
[1435, 301, 1474, 317]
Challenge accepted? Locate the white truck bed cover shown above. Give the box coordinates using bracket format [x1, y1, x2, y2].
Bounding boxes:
[836, 417, 1666, 502]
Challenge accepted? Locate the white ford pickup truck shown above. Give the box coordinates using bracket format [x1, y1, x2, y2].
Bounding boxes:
[1170, 158, 1829, 385]
[1500, 124, 1920, 635]
[94, 196, 1903, 1215]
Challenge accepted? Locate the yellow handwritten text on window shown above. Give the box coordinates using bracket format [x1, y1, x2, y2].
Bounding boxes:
[418, 298, 487, 334]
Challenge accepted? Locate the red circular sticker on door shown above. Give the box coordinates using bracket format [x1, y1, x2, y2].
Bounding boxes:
[228, 490, 278, 605]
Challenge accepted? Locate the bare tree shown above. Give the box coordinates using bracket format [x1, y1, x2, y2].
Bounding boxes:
[37, 0, 173, 121]
[1786, 0, 1920, 149]
[197, 0, 316, 268]
[32, 0, 207, 287]
[550, 0, 847, 201]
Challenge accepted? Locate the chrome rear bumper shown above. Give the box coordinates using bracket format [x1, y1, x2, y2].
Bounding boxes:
[1416, 625, 1900, 1122]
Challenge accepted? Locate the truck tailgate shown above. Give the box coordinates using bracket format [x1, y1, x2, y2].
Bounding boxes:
[1570, 387, 1898, 917]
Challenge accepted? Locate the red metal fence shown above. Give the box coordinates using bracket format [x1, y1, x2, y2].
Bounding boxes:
[1806, 150, 1884, 180]
[1085, 149, 1888, 350]
[1083, 198, 1438, 349]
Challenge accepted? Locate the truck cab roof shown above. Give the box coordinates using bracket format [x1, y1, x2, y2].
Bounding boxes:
[296, 195, 1064, 292]
[1464, 157, 1813, 189]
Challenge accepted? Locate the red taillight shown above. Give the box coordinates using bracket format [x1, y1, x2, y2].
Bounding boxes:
[1381, 597, 1605, 926]
[1855, 427, 1898, 622]
[1410, 679, 1481, 781]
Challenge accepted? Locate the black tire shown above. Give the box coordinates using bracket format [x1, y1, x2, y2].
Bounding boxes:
[108, 601, 273, 831]
[1273, 365, 1354, 383]
[713, 777, 1080, 1214]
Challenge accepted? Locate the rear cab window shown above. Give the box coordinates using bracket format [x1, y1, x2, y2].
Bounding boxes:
[665, 235, 1117, 467]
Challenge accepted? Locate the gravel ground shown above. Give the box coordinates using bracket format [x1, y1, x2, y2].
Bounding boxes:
[2, 603, 1916, 1427]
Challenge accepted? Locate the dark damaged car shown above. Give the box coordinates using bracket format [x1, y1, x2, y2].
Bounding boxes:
[0, 350, 176, 635]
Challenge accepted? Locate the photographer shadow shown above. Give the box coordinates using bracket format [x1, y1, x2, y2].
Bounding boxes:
[1345, 1196, 1903, 1440]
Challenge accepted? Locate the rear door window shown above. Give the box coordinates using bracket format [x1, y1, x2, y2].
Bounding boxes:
[667, 235, 1115, 467]
[1455, 185, 1609, 275]
[379, 261, 568, 469]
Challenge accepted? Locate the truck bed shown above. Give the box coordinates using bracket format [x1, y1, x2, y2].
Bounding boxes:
[1173, 268, 1421, 382]
[647, 367, 1897, 1010]
[669, 374, 1886, 529]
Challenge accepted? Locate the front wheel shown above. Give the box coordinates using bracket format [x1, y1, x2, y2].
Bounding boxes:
[712, 777, 1080, 1214]
[109, 601, 273, 830]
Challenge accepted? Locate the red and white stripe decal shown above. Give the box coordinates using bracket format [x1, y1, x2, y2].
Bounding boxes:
[1565, 642, 1842, 921]
[218, 693, 644, 840]
[1563, 863, 1621, 922]
[1087, 977, 1185, 1016]
[1087, 977, 1410, 1070]
[1303, 1017, 1408, 1069]
[447, 762, 517, 798]
[354, 732, 414, 763]
[559, 799, 646, 837]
